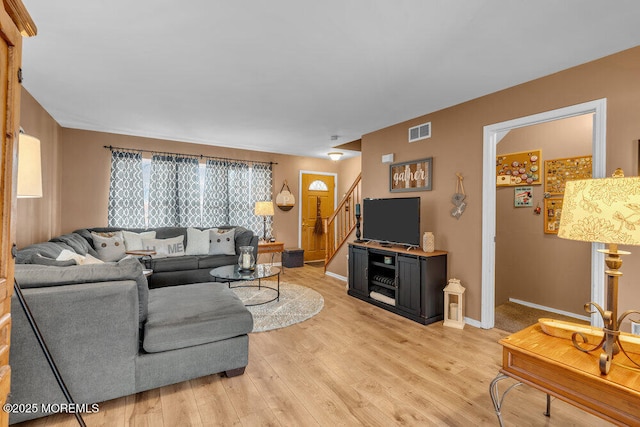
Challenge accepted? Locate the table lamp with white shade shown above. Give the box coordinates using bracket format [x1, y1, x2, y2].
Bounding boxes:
[557, 168, 640, 374]
[254, 201, 274, 241]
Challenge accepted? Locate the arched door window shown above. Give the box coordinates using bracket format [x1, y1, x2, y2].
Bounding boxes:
[308, 180, 329, 191]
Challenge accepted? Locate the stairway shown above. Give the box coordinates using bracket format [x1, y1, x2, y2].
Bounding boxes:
[323, 173, 361, 270]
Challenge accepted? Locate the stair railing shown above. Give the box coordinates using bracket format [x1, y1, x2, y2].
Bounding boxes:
[323, 173, 361, 269]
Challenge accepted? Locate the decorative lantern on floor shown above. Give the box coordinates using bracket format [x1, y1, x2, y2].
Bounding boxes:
[443, 278, 465, 329]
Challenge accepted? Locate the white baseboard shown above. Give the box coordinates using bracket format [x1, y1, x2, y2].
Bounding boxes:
[463, 317, 482, 329]
[325, 271, 347, 282]
[509, 298, 590, 322]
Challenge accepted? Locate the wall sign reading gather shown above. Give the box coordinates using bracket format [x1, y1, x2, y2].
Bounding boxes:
[389, 157, 432, 192]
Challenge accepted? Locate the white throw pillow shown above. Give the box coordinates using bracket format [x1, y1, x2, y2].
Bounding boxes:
[185, 227, 211, 255]
[122, 230, 157, 251]
[82, 253, 105, 265]
[56, 249, 86, 265]
[91, 232, 126, 262]
[209, 228, 235, 255]
[141, 236, 185, 258]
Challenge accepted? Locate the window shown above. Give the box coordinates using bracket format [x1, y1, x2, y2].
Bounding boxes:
[308, 180, 329, 191]
[109, 150, 272, 236]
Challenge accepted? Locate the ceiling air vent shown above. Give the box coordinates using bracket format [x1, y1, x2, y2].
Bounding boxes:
[408, 122, 431, 143]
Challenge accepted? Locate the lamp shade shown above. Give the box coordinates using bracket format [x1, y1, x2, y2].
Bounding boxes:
[254, 201, 274, 216]
[557, 171, 640, 245]
[17, 133, 43, 198]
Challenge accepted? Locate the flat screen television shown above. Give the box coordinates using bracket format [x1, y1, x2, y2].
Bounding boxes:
[362, 197, 421, 247]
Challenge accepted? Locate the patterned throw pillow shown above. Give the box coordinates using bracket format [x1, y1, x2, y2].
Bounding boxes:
[209, 228, 235, 255]
[141, 236, 185, 258]
[91, 232, 126, 262]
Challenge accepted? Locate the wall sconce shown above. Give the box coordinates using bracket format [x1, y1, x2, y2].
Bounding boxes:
[557, 168, 640, 374]
[328, 152, 343, 161]
[17, 132, 43, 198]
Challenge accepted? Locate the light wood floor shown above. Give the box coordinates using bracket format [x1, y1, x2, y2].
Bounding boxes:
[17, 265, 612, 427]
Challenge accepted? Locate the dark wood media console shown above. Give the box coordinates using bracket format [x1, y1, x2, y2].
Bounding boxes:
[348, 241, 448, 325]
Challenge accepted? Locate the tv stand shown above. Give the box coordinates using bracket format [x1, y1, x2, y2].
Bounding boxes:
[348, 241, 447, 325]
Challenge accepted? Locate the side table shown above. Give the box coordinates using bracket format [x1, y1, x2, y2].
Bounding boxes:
[257, 241, 285, 270]
[490, 323, 640, 426]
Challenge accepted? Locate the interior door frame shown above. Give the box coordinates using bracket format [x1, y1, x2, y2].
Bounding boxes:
[298, 170, 338, 248]
[481, 99, 607, 329]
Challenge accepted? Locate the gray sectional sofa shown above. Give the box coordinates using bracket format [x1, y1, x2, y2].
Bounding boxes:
[17, 225, 259, 288]
[9, 226, 259, 424]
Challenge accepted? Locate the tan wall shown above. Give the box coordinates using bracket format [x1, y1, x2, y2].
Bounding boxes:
[17, 45, 640, 327]
[495, 115, 592, 314]
[58, 129, 341, 251]
[16, 89, 63, 248]
[361, 46, 640, 323]
[18, 88, 362, 274]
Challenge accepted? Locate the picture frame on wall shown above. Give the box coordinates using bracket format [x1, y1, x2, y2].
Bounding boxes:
[514, 186, 533, 207]
[389, 157, 432, 192]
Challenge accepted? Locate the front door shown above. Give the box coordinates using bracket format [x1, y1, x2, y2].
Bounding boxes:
[301, 173, 335, 262]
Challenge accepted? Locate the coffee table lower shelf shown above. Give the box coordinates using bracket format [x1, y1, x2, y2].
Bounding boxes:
[210, 264, 281, 306]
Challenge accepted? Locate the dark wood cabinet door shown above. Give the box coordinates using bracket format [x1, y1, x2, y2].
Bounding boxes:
[396, 255, 420, 316]
[348, 246, 368, 297]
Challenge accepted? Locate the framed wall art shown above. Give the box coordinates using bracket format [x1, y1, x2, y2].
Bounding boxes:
[390, 157, 432, 192]
[514, 186, 533, 207]
[496, 149, 542, 186]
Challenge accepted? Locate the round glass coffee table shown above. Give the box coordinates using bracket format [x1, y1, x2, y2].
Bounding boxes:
[210, 264, 280, 306]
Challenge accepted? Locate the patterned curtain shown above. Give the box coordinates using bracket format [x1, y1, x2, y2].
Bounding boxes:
[176, 157, 201, 227]
[202, 159, 230, 227]
[108, 150, 145, 227]
[202, 160, 272, 235]
[248, 162, 274, 234]
[148, 154, 201, 227]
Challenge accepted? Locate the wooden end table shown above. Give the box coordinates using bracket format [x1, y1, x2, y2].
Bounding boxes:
[490, 323, 640, 426]
[258, 240, 285, 269]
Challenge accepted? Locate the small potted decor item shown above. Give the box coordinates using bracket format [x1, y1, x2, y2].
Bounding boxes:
[422, 232, 435, 252]
[238, 246, 255, 271]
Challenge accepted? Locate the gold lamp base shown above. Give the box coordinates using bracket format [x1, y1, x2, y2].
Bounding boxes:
[572, 244, 640, 374]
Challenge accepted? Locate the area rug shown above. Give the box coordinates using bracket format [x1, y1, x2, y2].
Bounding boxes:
[230, 281, 324, 332]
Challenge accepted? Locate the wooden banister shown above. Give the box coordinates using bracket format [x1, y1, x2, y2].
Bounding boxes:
[324, 173, 361, 270]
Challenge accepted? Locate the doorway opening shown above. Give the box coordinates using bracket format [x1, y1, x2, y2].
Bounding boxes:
[481, 99, 607, 329]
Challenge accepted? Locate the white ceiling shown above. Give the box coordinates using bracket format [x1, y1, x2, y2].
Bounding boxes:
[21, 1, 640, 159]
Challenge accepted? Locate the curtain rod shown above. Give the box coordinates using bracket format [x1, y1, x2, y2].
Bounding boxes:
[104, 145, 277, 166]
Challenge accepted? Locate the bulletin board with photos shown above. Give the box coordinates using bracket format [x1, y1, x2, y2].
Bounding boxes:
[544, 155, 592, 195]
[544, 198, 563, 234]
[496, 149, 542, 186]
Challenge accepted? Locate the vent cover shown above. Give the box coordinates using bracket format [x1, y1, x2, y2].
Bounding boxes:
[408, 122, 431, 142]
